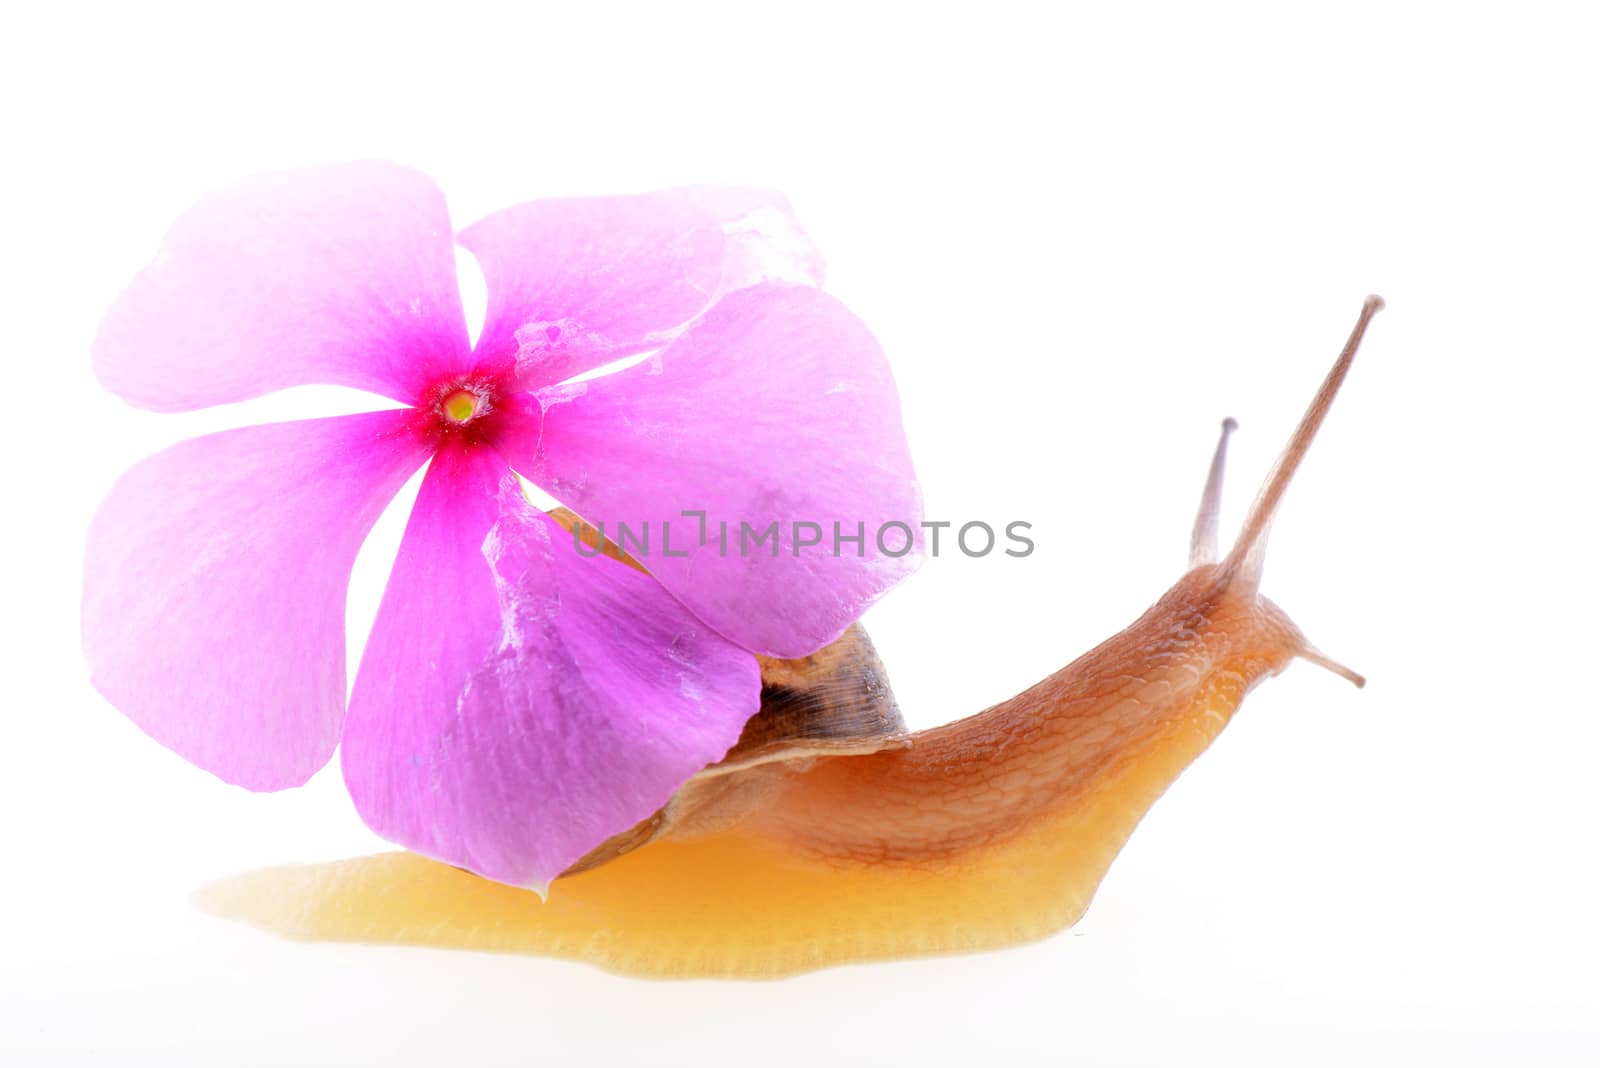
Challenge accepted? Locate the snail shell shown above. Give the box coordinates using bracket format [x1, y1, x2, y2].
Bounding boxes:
[564, 617, 910, 875]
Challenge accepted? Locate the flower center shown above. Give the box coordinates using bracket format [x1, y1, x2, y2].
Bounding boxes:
[440, 388, 485, 425]
[424, 376, 500, 440]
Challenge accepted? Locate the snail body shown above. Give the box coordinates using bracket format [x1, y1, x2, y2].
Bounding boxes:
[200, 298, 1383, 979]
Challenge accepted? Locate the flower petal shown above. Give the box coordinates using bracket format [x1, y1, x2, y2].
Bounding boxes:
[83, 410, 433, 789]
[94, 162, 470, 411]
[458, 186, 823, 387]
[523, 283, 924, 659]
[341, 446, 759, 890]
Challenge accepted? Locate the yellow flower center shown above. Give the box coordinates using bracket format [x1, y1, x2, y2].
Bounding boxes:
[441, 389, 481, 424]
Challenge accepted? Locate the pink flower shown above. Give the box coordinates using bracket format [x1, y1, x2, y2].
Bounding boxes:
[83, 163, 921, 890]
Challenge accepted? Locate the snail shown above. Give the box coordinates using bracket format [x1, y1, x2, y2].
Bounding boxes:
[199, 296, 1384, 979]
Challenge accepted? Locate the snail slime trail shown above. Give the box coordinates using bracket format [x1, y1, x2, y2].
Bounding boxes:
[198, 297, 1385, 979]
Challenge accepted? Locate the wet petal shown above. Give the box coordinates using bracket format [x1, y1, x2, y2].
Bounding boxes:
[94, 162, 470, 411]
[458, 186, 823, 387]
[83, 411, 433, 789]
[524, 283, 923, 659]
[341, 446, 759, 890]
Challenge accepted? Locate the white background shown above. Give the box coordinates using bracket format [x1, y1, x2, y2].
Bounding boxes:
[3, 2, 1597, 1064]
